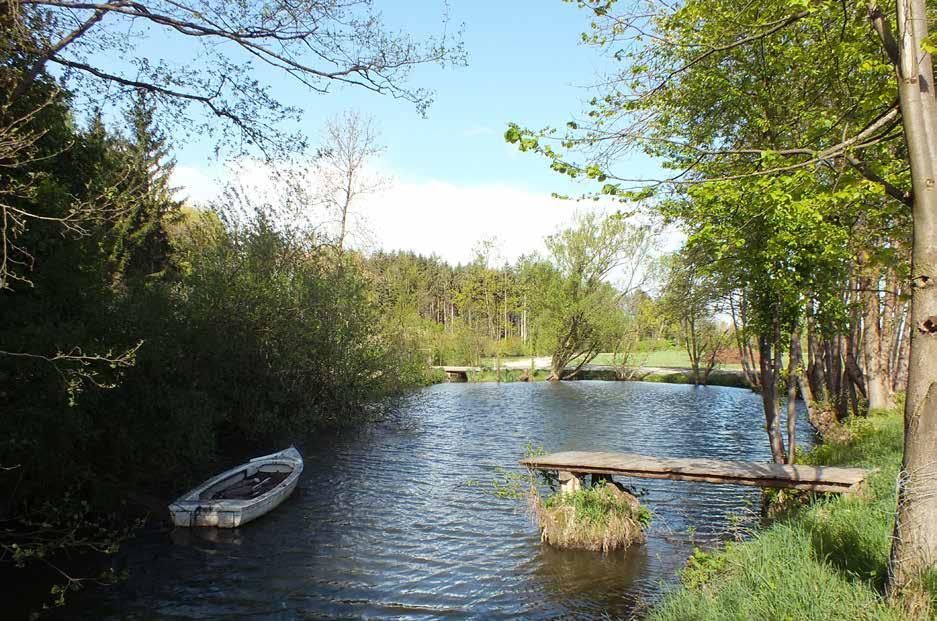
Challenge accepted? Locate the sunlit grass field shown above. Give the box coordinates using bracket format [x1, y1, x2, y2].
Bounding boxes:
[482, 349, 744, 371]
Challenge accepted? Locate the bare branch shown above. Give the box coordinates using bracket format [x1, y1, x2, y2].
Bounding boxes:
[11, 5, 110, 101]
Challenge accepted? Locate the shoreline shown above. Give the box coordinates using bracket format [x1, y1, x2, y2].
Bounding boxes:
[648, 411, 913, 620]
[433, 365, 751, 389]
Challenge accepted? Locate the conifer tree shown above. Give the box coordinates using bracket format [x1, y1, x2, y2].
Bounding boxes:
[108, 90, 181, 282]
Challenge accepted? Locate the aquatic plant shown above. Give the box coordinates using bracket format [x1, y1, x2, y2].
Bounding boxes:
[529, 481, 650, 554]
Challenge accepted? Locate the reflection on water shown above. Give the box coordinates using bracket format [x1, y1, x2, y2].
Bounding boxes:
[59, 381, 812, 620]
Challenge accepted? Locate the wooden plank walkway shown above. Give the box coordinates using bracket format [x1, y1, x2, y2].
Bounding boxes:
[520, 451, 871, 494]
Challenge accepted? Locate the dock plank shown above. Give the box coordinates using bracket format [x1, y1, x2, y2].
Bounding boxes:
[520, 451, 870, 493]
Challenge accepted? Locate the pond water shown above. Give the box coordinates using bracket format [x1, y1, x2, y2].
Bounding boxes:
[60, 381, 812, 620]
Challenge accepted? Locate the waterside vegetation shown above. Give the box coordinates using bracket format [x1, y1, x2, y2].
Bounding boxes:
[510, 0, 937, 605]
[651, 411, 936, 620]
[531, 483, 651, 554]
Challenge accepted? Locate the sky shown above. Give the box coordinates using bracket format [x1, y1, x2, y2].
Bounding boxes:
[154, 1, 667, 265]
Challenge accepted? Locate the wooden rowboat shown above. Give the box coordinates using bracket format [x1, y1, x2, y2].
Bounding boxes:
[169, 447, 303, 528]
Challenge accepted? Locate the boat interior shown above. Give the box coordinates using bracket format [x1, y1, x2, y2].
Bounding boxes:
[199, 463, 293, 501]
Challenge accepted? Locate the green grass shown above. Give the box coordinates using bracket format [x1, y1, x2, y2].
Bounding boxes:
[480, 349, 744, 371]
[648, 411, 936, 621]
[543, 484, 652, 528]
[589, 350, 741, 370]
[532, 484, 651, 553]
[468, 368, 552, 382]
[478, 355, 539, 367]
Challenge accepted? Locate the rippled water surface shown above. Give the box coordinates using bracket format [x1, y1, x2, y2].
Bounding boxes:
[63, 381, 812, 620]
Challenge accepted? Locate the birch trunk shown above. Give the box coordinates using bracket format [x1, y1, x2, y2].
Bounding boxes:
[877, 0, 937, 598]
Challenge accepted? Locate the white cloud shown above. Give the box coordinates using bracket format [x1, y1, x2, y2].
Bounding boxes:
[171, 165, 224, 206]
[169, 160, 682, 268]
[355, 179, 602, 264]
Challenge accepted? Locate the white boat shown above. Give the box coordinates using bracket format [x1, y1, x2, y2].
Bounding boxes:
[169, 447, 303, 528]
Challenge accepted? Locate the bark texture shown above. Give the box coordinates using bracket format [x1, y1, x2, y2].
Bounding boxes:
[882, 0, 937, 598]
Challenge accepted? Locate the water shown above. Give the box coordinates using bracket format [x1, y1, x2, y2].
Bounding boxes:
[60, 381, 812, 620]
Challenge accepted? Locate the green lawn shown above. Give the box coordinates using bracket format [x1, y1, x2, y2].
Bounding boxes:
[589, 350, 743, 370]
[481, 349, 744, 371]
[647, 411, 936, 621]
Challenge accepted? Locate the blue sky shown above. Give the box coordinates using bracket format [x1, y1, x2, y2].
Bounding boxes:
[137, 0, 667, 263]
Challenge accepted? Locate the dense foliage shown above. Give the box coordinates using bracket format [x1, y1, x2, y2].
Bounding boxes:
[0, 84, 427, 608]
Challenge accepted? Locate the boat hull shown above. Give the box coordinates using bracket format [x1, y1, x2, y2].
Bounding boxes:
[169, 447, 303, 528]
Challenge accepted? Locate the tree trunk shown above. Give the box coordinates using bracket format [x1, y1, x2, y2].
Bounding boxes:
[684, 317, 701, 385]
[549, 354, 565, 381]
[786, 327, 799, 464]
[829, 334, 847, 420]
[846, 294, 868, 415]
[806, 314, 828, 404]
[730, 295, 760, 390]
[793, 323, 835, 436]
[862, 267, 896, 410]
[880, 0, 937, 598]
[758, 334, 786, 464]
[890, 294, 912, 394]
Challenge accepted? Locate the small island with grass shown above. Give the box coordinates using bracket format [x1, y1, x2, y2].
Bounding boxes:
[530, 477, 651, 554]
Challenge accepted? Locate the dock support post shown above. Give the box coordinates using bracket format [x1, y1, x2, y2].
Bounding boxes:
[558, 470, 582, 495]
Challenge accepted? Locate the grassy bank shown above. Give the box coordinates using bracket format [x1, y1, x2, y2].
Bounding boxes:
[481, 350, 745, 371]
[648, 411, 936, 621]
[454, 366, 749, 388]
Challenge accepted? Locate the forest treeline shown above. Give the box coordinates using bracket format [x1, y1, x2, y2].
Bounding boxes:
[364, 214, 679, 381]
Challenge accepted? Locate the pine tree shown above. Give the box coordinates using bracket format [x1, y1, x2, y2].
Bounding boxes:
[108, 89, 181, 282]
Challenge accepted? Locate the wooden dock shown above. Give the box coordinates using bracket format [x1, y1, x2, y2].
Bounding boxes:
[520, 451, 871, 494]
[431, 366, 480, 382]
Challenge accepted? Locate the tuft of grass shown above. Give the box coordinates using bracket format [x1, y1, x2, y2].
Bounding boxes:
[648, 411, 936, 621]
[530, 483, 650, 554]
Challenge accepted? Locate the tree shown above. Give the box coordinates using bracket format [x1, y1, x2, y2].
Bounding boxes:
[659, 251, 730, 386]
[7, 0, 464, 159]
[535, 212, 658, 380]
[1, 0, 463, 396]
[316, 111, 387, 251]
[510, 0, 937, 598]
[872, 0, 937, 599]
[1, 0, 463, 289]
[106, 89, 182, 283]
